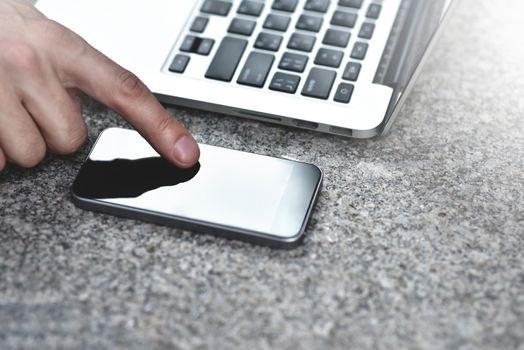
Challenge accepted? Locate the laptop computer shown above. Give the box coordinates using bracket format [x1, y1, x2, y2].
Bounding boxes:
[35, 0, 454, 138]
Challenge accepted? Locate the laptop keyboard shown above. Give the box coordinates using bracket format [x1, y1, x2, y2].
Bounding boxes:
[168, 0, 383, 105]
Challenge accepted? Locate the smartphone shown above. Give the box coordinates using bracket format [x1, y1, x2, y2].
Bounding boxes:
[71, 128, 322, 248]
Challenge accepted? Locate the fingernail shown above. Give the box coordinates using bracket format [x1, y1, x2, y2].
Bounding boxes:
[173, 135, 199, 165]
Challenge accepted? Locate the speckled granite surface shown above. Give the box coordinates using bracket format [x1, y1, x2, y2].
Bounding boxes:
[1, 0, 523, 349]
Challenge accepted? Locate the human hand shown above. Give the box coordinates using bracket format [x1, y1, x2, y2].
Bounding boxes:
[0, 0, 200, 171]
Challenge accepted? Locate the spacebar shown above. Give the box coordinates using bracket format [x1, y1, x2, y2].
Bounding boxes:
[205, 37, 248, 82]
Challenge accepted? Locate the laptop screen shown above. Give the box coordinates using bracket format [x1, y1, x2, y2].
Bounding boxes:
[374, 0, 454, 127]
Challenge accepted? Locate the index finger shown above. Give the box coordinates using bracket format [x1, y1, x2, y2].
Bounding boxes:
[65, 43, 200, 168]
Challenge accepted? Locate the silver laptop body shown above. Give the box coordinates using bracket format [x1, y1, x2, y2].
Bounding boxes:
[36, 0, 454, 138]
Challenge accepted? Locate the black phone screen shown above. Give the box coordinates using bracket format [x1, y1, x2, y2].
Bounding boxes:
[72, 128, 322, 242]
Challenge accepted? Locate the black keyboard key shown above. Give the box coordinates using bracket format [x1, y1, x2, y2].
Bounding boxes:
[190, 16, 209, 33]
[205, 37, 248, 81]
[314, 48, 343, 68]
[197, 38, 215, 55]
[238, 0, 265, 16]
[350, 42, 368, 60]
[338, 0, 363, 9]
[254, 32, 283, 51]
[180, 35, 215, 55]
[237, 52, 275, 87]
[304, 0, 330, 13]
[331, 11, 357, 28]
[334, 83, 354, 103]
[366, 3, 382, 19]
[342, 61, 361, 81]
[287, 33, 316, 52]
[323, 29, 351, 47]
[180, 35, 197, 52]
[263, 14, 291, 31]
[169, 54, 190, 73]
[279, 52, 308, 72]
[301, 67, 336, 99]
[272, 0, 299, 12]
[201, 0, 232, 16]
[228, 18, 257, 36]
[269, 72, 301, 93]
[358, 22, 375, 39]
[296, 14, 323, 32]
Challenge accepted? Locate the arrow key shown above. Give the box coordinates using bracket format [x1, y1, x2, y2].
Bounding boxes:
[269, 72, 301, 94]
